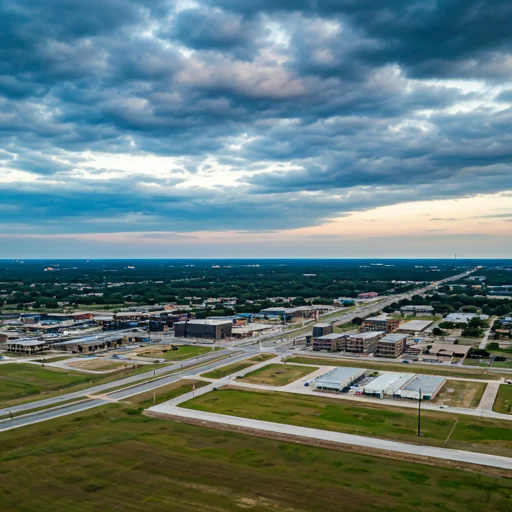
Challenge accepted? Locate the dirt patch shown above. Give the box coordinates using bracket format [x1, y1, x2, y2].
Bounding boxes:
[67, 359, 134, 372]
[434, 380, 487, 408]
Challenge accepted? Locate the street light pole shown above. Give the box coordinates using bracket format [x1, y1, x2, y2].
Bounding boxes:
[417, 388, 422, 437]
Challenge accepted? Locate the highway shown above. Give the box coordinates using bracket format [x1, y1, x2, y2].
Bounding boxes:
[0, 346, 234, 417]
[0, 349, 258, 432]
[252, 268, 476, 347]
[0, 268, 476, 432]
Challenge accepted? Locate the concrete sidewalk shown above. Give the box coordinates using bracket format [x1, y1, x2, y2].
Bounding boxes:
[147, 404, 512, 471]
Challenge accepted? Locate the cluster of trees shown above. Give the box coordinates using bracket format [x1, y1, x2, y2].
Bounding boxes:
[386, 292, 511, 318]
[0, 259, 463, 311]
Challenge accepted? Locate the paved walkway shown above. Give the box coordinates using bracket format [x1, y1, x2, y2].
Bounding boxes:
[478, 381, 501, 410]
[147, 404, 512, 471]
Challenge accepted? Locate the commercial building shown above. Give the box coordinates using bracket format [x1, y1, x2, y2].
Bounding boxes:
[314, 367, 366, 392]
[231, 323, 275, 338]
[377, 333, 408, 358]
[346, 331, 384, 354]
[312, 333, 347, 352]
[445, 313, 489, 324]
[397, 375, 445, 400]
[494, 329, 510, 340]
[174, 319, 232, 340]
[362, 372, 413, 398]
[54, 330, 148, 353]
[312, 323, 333, 338]
[358, 292, 379, 299]
[400, 305, 434, 314]
[429, 343, 471, 358]
[398, 320, 433, 333]
[361, 315, 400, 333]
[6, 339, 51, 354]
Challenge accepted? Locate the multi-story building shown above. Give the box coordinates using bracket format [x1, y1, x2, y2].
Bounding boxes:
[174, 319, 232, 340]
[312, 323, 333, 338]
[345, 331, 384, 354]
[361, 315, 400, 333]
[400, 305, 434, 314]
[312, 333, 347, 352]
[377, 333, 408, 358]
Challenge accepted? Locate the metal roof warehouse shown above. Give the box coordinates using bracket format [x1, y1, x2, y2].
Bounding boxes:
[362, 372, 414, 397]
[397, 375, 445, 400]
[314, 367, 366, 392]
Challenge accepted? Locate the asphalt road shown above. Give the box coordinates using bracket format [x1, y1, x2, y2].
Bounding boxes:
[0, 399, 107, 432]
[0, 347, 232, 417]
[0, 350, 257, 431]
[0, 268, 475, 430]
[148, 405, 512, 471]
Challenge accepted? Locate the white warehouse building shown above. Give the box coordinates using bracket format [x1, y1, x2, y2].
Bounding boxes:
[314, 367, 366, 392]
[362, 372, 413, 398]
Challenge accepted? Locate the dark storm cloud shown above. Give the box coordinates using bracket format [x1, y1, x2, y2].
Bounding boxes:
[169, 8, 264, 58]
[0, 0, 511, 236]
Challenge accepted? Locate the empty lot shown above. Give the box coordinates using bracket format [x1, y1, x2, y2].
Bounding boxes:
[182, 388, 512, 458]
[434, 380, 487, 408]
[239, 363, 318, 386]
[1, 402, 511, 512]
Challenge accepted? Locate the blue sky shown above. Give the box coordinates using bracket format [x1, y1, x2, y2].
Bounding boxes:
[1, 0, 511, 257]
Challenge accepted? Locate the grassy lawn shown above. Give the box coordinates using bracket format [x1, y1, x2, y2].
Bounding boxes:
[493, 385, 512, 414]
[182, 388, 512, 458]
[136, 345, 218, 361]
[0, 362, 164, 408]
[201, 354, 275, 379]
[34, 355, 74, 363]
[126, 379, 209, 408]
[285, 356, 509, 380]
[434, 380, 487, 408]
[464, 358, 512, 369]
[239, 363, 318, 386]
[1, 403, 511, 512]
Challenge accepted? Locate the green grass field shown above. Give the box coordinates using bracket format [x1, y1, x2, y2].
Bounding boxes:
[34, 355, 74, 363]
[240, 363, 318, 386]
[0, 362, 163, 408]
[182, 388, 512, 458]
[126, 379, 209, 409]
[1, 402, 511, 512]
[285, 356, 509, 380]
[493, 385, 512, 414]
[463, 358, 512, 369]
[201, 354, 275, 379]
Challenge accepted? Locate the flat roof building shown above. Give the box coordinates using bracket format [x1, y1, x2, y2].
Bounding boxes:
[312, 323, 333, 338]
[401, 305, 434, 314]
[398, 320, 433, 333]
[445, 313, 489, 324]
[429, 343, 471, 358]
[314, 367, 366, 392]
[362, 372, 414, 397]
[346, 331, 384, 354]
[361, 315, 400, 333]
[6, 339, 51, 354]
[174, 319, 232, 340]
[312, 333, 347, 352]
[377, 333, 408, 358]
[397, 375, 445, 400]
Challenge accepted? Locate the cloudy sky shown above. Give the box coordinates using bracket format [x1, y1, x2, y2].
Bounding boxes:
[1, 0, 511, 258]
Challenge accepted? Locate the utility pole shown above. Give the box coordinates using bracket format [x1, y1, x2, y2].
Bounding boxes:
[417, 388, 422, 437]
